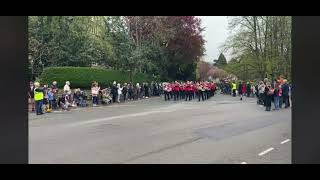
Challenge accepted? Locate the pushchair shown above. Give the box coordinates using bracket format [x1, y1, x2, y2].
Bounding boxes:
[101, 88, 112, 105]
[78, 91, 88, 107]
[257, 93, 264, 105]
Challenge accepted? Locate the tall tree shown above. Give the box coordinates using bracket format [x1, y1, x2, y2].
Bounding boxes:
[213, 53, 227, 68]
[223, 16, 291, 81]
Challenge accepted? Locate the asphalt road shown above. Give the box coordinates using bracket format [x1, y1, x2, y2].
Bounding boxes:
[29, 94, 291, 164]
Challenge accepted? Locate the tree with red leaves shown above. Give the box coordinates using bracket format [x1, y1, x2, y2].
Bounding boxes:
[124, 16, 205, 81]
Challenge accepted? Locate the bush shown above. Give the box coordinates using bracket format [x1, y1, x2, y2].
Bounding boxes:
[39, 67, 159, 89]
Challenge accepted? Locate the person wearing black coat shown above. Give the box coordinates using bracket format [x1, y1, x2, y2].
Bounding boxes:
[280, 81, 289, 108]
[264, 84, 273, 111]
[122, 83, 128, 102]
[246, 82, 251, 97]
[128, 83, 134, 101]
[140, 83, 144, 99]
[153, 83, 158, 96]
[144, 83, 149, 98]
[111, 82, 118, 103]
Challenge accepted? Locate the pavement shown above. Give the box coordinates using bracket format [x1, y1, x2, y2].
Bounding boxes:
[29, 94, 291, 164]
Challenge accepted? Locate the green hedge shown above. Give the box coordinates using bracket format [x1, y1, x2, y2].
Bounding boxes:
[39, 67, 159, 89]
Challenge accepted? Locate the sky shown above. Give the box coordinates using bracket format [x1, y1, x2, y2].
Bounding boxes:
[198, 16, 230, 63]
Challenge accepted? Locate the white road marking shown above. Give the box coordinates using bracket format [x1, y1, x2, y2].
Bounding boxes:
[281, 139, 290, 144]
[258, 147, 274, 156]
[241, 162, 247, 164]
[66, 109, 176, 127]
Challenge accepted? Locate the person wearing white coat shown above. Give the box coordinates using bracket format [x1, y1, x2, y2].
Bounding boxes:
[117, 83, 123, 103]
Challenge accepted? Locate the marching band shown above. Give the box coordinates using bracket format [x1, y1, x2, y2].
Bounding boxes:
[163, 81, 217, 102]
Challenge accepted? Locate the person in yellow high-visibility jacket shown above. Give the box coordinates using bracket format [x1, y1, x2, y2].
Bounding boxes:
[34, 82, 44, 115]
[232, 82, 237, 97]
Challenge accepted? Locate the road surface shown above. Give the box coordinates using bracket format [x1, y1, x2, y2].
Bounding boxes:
[29, 94, 291, 164]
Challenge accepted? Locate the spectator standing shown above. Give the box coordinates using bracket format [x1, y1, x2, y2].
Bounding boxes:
[122, 83, 128, 102]
[34, 82, 44, 115]
[117, 83, 123, 103]
[282, 79, 290, 108]
[111, 81, 118, 103]
[265, 83, 273, 111]
[273, 82, 281, 110]
[91, 82, 100, 107]
[128, 82, 134, 101]
[28, 81, 35, 112]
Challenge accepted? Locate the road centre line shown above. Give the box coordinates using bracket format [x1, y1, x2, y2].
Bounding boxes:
[280, 139, 290, 144]
[258, 147, 274, 156]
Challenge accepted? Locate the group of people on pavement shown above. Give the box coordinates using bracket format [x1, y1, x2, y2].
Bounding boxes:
[256, 78, 291, 111]
[28, 80, 164, 115]
[162, 81, 217, 102]
[28, 81, 60, 115]
[219, 77, 292, 112]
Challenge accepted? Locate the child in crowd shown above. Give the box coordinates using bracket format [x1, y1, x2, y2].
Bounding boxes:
[58, 91, 71, 111]
[80, 90, 88, 107]
[51, 81, 58, 109]
[72, 89, 81, 107]
[73, 89, 87, 107]
[91, 82, 100, 107]
[47, 88, 54, 112]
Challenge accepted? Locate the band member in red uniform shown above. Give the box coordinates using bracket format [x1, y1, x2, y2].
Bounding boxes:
[211, 82, 216, 97]
[164, 83, 172, 101]
[207, 82, 211, 99]
[190, 82, 194, 101]
[203, 82, 208, 100]
[197, 82, 205, 101]
[173, 81, 179, 101]
[184, 81, 190, 101]
[162, 81, 217, 102]
[180, 82, 185, 100]
[170, 82, 174, 99]
[208, 82, 212, 98]
[192, 82, 197, 100]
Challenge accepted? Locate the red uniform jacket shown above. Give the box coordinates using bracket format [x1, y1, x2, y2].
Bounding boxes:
[192, 84, 197, 92]
[173, 84, 180, 92]
[185, 84, 191, 91]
